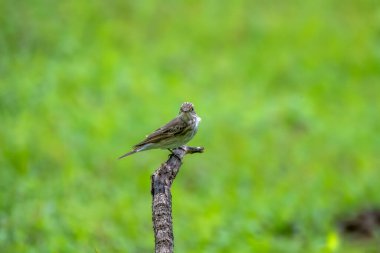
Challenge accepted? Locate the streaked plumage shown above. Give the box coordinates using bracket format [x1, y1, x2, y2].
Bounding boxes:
[119, 102, 201, 159]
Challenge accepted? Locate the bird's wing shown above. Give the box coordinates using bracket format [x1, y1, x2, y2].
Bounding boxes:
[134, 117, 187, 148]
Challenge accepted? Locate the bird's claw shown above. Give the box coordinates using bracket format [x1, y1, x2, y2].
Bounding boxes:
[168, 148, 182, 160]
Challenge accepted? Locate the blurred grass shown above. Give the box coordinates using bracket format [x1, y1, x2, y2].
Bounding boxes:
[1, 0, 380, 252]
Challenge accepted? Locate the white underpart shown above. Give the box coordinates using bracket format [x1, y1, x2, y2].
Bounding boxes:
[195, 116, 201, 128]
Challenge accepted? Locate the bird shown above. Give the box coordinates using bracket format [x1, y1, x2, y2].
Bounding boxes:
[119, 102, 201, 159]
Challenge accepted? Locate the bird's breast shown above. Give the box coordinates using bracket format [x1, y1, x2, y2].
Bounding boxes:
[195, 116, 201, 128]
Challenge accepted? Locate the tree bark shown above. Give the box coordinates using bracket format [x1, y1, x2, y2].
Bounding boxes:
[151, 146, 204, 253]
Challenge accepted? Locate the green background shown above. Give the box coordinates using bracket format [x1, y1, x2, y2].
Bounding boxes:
[1, 0, 379, 252]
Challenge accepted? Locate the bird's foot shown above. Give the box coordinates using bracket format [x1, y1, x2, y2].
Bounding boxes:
[168, 148, 182, 160]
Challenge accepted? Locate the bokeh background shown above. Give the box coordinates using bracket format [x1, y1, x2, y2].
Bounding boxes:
[1, 0, 380, 252]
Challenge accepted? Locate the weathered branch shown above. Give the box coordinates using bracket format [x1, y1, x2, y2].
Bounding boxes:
[151, 146, 204, 253]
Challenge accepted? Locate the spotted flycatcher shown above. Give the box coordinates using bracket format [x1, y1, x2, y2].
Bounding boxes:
[119, 102, 201, 159]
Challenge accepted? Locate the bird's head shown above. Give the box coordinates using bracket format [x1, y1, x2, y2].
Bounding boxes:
[180, 102, 195, 114]
[179, 102, 200, 123]
[179, 102, 198, 122]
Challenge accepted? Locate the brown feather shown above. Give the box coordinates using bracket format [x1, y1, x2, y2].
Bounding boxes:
[134, 117, 187, 148]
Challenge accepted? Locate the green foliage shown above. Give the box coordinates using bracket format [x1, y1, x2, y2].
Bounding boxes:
[1, 0, 379, 252]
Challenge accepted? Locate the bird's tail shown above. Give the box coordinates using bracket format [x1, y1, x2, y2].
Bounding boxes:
[118, 150, 137, 159]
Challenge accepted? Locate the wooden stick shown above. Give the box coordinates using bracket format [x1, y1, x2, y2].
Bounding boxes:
[151, 146, 204, 253]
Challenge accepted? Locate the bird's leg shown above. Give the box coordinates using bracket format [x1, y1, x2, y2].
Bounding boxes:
[168, 148, 181, 160]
